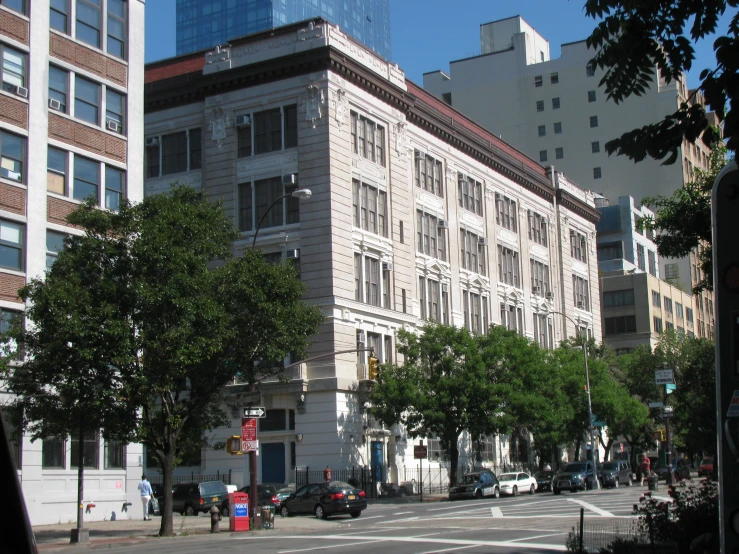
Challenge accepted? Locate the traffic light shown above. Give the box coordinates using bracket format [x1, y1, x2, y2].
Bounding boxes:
[226, 435, 243, 455]
[368, 356, 379, 380]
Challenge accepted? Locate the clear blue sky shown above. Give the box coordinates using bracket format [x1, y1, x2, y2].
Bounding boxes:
[145, 0, 733, 90]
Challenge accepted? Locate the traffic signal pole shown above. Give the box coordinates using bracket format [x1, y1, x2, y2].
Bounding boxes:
[664, 387, 673, 485]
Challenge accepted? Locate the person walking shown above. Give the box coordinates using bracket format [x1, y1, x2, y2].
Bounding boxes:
[138, 474, 154, 520]
[639, 455, 651, 486]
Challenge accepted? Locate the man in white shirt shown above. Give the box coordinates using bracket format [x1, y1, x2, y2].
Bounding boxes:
[138, 474, 154, 521]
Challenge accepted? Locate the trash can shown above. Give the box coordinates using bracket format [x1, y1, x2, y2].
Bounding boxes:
[647, 476, 659, 491]
[260, 505, 275, 529]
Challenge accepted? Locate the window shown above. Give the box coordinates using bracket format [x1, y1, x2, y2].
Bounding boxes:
[588, 90, 596, 102]
[676, 302, 684, 319]
[0, 406, 20, 469]
[350, 111, 385, 166]
[355, 254, 383, 307]
[42, 437, 65, 468]
[533, 313, 554, 349]
[537, 125, 546, 137]
[1, 44, 27, 93]
[530, 259, 550, 295]
[2, 0, 26, 15]
[593, 167, 602, 179]
[596, 206, 620, 232]
[554, 122, 562, 134]
[586, 64, 595, 77]
[105, 166, 124, 211]
[573, 275, 589, 310]
[591, 141, 600, 153]
[353, 179, 387, 237]
[495, 193, 517, 232]
[463, 290, 488, 334]
[552, 97, 560, 109]
[73, 155, 99, 202]
[636, 243, 645, 271]
[460, 228, 486, 275]
[49, 66, 68, 112]
[239, 175, 302, 232]
[664, 297, 673, 313]
[104, 439, 125, 469]
[51, 0, 69, 32]
[570, 230, 587, 262]
[498, 245, 519, 287]
[555, 147, 563, 159]
[414, 151, 444, 197]
[597, 242, 622, 261]
[259, 409, 287, 431]
[603, 289, 634, 307]
[501, 303, 524, 335]
[0, 219, 23, 270]
[284, 104, 298, 148]
[254, 108, 281, 154]
[528, 211, 547, 246]
[605, 316, 637, 335]
[419, 276, 448, 323]
[46, 230, 66, 269]
[71, 431, 99, 468]
[536, 100, 544, 112]
[105, 88, 125, 133]
[416, 210, 446, 261]
[441, 92, 452, 105]
[77, 0, 102, 48]
[534, 75, 542, 87]
[146, 128, 201, 177]
[652, 290, 661, 307]
[0, 130, 25, 182]
[590, 115, 598, 128]
[239, 105, 297, 155]
[74, 75, 100, 125]
[107, 0, 127, 59]
[458, 174, 483, 216]
[653, 316, 663, 333]
[648, 250, 657, 276]
[550, 73, 558, 84]
[539, 150, 547, 162]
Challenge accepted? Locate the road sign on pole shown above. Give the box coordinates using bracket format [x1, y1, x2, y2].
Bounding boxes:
[241, 417, 257, 442]
[648, 401, 664, 408]
[414, 445, 428, 459]
[665, 383, 677, 394]
[241, 440, 259, 452]
[243, 407, 266, 418]
[655, 369, 674, 385]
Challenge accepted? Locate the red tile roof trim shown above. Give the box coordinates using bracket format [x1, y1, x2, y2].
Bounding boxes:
[145, 54, 205, 84]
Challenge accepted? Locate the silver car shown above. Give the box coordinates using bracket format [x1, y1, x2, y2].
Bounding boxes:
[448, 470, 500, 500]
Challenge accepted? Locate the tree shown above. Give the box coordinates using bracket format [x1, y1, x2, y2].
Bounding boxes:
[638, 145, 730, 293]
[369, 323, 511, 485]
[585, 0, 736, 161]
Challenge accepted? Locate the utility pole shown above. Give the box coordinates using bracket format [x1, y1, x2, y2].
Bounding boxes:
[664, 385, 673, 485]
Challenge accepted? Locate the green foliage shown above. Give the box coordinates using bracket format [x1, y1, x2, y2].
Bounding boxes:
[585, 0, 736, 160]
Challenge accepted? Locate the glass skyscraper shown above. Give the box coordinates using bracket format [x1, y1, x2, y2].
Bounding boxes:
[176, 0, 392, 59]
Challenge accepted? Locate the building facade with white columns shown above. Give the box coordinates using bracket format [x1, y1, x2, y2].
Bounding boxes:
[144, 18, 601, 488]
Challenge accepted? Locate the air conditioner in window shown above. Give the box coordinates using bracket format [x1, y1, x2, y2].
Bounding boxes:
[533, 286, 541, 294]
[382, 262, 393, 272]
[442, 283, 448, 292]
[577, 301, 585, 309]
[146, 137, 160, 147]
[14, 86, 28, 98]
[48, 98, 62, 111]
[235, 114, 251, 127]
[285, 249, 300, 259]
[282, 173, 296, 186]
[357, 332, 366, 345]
[415, 150, 425, 160]
[478, 237, 488, 245]
[106, 119, 121, 133]
[546, 291, 554, 300]
[437, 219, 449, 229]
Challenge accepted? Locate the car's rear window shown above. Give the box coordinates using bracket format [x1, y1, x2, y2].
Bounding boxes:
[602, 462, 618, 470]
[328, 481, 353, 490]
[200, 481, 228, 496]
[462, 474, 480, 484]
[499, 473, 516, 480]
[564, 463, 587, 472]
[258, 485, 277, 495]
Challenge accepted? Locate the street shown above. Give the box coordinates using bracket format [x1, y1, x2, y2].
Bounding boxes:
[42, 484, 662, 553]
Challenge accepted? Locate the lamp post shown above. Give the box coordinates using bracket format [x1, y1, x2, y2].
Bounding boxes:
[545, 309, 600, 490]
[251, 188, 312, 248]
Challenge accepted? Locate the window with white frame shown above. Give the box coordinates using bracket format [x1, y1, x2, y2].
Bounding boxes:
[570, 230, 587, 262]
[42, 437, 65, 468]
[530, 259, 550, 296]
[664, 296, 673, 313]
[46, 230, 67, 269]
[104, 439, 126, 469]
[350, 111, 385, 167]
[648, 250, 657, 276]
[533, 313, 554, 349]
[636, 243, 646, 271]
[0, 43, 27, 94]
[458, 173, 482, 216]
[71, 431, 99, 468]
[460, 228, 486, 275]
[47, 147, 125, 209]
[528, 211, 547, 246]
[676, 302, 684, 319]
[414, 151, 443, 197]
[416, 210, 446, 261]
[497, 244, 519, 287]
[573, 275, 590, 310]
[0, 130, 25, 183]
[354, 253, 387, 308]
[239, 175, 301, 232]
[235, 105, 297, 157]
[2, 0, 27, 15]
[146, 128, 201, 177]
[500, 302, 524, 335]
[68, 0, 128, 59]
[419, 276, 449, 324]
[463, 289, 488, 334]
[654, 316, 663, 333]
[686, 307, 694, 323]
[353, 179, 387, 237]
[495, 193, 517, 232]
[0, 218, 24, 271]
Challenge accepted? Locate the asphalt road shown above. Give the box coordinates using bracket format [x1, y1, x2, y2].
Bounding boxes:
[75, 484, 664, 553]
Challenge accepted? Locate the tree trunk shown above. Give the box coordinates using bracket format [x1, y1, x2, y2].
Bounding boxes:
[604, 437, 614, 461]
[574, 438, 581, 461]
[158, 444, 176, 537]
[76, 429, 84, 534]
[448, 442, 459, 486]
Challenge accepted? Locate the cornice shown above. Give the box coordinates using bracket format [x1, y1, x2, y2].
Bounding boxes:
[557, 189, 600, 224]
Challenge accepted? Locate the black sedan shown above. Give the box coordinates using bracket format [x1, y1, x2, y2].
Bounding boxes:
[280, 481, 367, 519]
[534, 471, 554, 492]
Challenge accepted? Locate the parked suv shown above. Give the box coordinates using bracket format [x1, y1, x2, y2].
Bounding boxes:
[171, 481, 229, 516]
[448, 470, 500, 500]
[598, 460, 632, 488]
[553, 461, 596, 494]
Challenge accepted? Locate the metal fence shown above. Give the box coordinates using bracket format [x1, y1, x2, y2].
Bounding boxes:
[295, 466, 378, 499]
[149, 470, 232, 486]
[570, 509, 679, 554]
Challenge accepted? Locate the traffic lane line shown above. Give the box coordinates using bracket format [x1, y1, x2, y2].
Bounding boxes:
[277, 538, 392, 553]
[566, 498, 615, 517]
[508, 532, 570, 543]
[414, 545, 478, 554]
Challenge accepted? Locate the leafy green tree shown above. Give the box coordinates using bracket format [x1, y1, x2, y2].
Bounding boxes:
[584, 0, 735, 161]
[369, 323, 511, 485]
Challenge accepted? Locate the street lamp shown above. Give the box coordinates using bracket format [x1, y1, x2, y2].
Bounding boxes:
[251, 188, 312, 248]
[545, 309, 600, 490]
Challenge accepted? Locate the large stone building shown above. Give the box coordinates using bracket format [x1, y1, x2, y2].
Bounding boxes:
[0, 0, 147, 526]
[144, 18, 601, 487]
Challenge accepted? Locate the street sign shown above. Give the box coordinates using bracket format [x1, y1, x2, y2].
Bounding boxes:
[241, 417, 257, 442]
[655, 369, 674, 385]
[666, 383, 677, 394]
[660, 412, 674, 419]
[662, 405, 674, 413]
[243, 406, 266, 418]
[414, 445, 428, 459]
[241, 440, 259, 452]
[648, 401, 664, 408]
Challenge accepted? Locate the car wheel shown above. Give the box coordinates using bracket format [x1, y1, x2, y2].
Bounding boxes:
[184, 505, 195, 517]
[571, 488, 578, 493]
[350, 511, 361, 519]
[475, 489, 483, 499]
[614, 478, 619, 489]
[493, 487, 500, 499]
[221, 506, 229, 518]
[315, 504, 327, 520]
[512, 485, 518, 497]
[553, 489, 561, 495]
[280, 505, 290, 518]
[529, 484, 535, 495]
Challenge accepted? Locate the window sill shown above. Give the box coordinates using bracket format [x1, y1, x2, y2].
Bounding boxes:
[0, 176, 26, 189]
[0, 87, 29, 105]
[0, 266, 25, 278]
[0, 4, 28, 21]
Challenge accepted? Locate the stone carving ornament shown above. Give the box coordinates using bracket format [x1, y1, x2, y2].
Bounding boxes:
[209, 107, 232, 149]
[305, 85, 326, 128]
[334, 88, 347, 128]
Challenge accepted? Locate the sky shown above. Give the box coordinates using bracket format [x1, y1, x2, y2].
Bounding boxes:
[144, 0, 734, 90]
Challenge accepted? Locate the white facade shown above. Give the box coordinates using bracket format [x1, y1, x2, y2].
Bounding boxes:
[144, 19, 601, 488]
[0, 0, 146, 525]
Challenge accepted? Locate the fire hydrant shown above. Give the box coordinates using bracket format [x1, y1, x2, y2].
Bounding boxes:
[209, 505, 221, 533]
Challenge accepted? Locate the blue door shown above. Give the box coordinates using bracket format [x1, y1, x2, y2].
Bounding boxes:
[371, 441, 383, 483]
[262, 443, 286, 484]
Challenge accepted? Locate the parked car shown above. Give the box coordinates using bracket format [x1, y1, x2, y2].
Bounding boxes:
[276, 485, 295, 503]
[534, 471, 554, 493]
[171, 481, 229, 516]
[553, 461, 596, 494]
[498, 472, 536, 496]
[598, 460, 633, 488]
[220, 484, 281, 517]
[280, 481, 367, 519]
[448, 470, 500, 500]
[654, 458, 691, 482]
[698, 457, 714, 477]
[148, 483, 166, 515]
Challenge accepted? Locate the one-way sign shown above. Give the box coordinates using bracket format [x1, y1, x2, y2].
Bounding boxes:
[243, 407, 266, 418]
